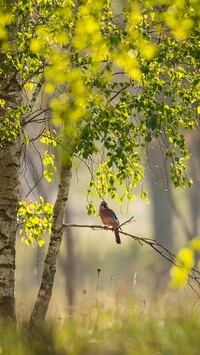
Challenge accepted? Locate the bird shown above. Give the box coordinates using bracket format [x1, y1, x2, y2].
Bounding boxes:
[99, 200, 121, 244]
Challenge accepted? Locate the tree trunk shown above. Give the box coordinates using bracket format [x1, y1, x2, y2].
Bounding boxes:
[63, 227, 76, 308]
[0, 65, 22, 321]
[148, 141, 173, 250]
[30, 160, 72, 327]
[59, 208, 76, 309]
[0, 140, 21, 321]
[188, 119, 200, 238]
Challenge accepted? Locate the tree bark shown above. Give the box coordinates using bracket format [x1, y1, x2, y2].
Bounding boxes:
[30, 160, 72, 327]
[0, 140, 21, 321]
[0, 65, 22, 321]
[188, 119, 200, 238]
[59, 208, 76, 309]
[148, 141, 173, 250]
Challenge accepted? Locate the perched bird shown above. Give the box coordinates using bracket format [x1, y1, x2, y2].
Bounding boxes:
[99, 201, 121, 244]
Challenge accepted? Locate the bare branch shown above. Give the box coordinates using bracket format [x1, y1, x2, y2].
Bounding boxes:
[107, 82, 131, 104]
[63, 222, 200, 296]
[119, 216, 135, 228]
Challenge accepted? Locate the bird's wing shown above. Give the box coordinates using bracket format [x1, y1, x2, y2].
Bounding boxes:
[108, 208, 119, 224]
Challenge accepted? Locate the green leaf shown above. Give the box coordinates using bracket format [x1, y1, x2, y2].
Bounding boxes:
[169, 247, 194, 288]
[189, 237, 200, 251]
[17, 200, 53, 247]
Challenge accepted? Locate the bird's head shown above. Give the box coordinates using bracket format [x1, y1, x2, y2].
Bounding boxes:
[100, 200, 108, 208]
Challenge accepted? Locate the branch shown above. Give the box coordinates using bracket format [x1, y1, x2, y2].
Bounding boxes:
[63, 222, 200, 297]
[107, 82, 131, 104]
[119, 216, 135, 228]
[22, 76, 45, 125]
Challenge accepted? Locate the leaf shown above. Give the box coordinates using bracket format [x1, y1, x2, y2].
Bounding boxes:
[169, 247, 194, 288]
[169, 265, 189, 288]
[38, 239, 45, 247]
[177, 248, 194, 269]
[189, 237, 200, 251]
[17, 199, 53, 247]
[44, 170, 53, 182]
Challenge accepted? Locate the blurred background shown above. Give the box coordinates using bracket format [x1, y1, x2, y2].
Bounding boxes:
[14, 0, 200, 320]
[15, 116, 200, 320]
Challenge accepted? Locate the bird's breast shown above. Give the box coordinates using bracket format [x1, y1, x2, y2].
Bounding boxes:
[100, 212, 119, 227]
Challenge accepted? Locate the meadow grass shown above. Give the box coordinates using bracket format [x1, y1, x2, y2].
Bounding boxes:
[0, 291, 200, 355]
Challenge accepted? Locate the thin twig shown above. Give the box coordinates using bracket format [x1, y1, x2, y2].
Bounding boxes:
[119, 216, 135, 228]
[63, 222, 200, 295]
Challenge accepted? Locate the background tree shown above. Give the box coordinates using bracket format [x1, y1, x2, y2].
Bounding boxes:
[0, 0, 199, 323]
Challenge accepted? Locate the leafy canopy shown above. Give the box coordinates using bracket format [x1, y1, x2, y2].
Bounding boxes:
[0, 0, 199, 242]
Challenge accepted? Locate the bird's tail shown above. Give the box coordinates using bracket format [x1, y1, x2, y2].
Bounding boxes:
[114, 228, 121, 244]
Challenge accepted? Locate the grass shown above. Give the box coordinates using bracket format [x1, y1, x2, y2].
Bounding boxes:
[2, 267, 200, 354]
[0, 291, 200, 355]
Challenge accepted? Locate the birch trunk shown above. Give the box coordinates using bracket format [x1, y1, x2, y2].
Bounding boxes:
[0, 141, 21, 320]
[30, 160, 72, 327]
[0, 68, 22, 320]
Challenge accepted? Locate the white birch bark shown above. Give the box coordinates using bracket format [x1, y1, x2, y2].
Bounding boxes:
[0, 73, 22, 320]
[0, 141, 21, 320]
